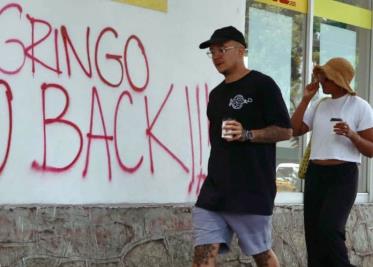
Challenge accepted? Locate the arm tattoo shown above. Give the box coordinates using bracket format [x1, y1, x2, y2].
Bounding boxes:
[192, 244, 219, 266]
[252, 125, 292, 143]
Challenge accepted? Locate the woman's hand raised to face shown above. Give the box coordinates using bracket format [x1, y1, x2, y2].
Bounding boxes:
[303, 81, 319, 101]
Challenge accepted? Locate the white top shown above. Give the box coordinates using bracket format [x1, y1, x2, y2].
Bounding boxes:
[303, 95, 373, 163]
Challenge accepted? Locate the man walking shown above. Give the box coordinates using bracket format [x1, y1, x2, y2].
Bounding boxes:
[192, 26, 292, 267]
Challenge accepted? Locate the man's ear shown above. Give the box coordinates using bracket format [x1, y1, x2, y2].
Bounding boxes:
[239, 47, 245, 56]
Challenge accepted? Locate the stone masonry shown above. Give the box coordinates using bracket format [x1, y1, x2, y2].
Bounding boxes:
[0, 204, 372, 266]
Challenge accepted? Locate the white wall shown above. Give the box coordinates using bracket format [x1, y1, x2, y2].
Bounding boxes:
[0, 0, 245, 204]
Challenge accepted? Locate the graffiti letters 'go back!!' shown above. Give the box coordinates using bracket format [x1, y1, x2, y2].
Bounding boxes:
[0, 2, 210, 197]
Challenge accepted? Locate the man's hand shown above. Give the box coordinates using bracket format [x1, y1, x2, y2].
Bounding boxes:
[221, 120, 246, 142]
[222, 120, 292, 143]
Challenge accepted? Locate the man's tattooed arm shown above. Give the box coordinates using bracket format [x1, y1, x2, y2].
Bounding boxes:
[251, 125, 292, 143]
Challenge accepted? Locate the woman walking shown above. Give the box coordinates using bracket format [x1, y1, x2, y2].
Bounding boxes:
[291, 57, 373, 267]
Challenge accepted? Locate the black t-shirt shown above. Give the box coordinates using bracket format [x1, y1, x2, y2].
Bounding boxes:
[195, 70, 291, 215]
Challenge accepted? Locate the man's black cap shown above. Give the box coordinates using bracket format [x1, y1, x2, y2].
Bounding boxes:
[199, 26, 247, 49]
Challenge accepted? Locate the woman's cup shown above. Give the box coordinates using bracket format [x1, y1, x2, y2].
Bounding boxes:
[330, 117, 342, 133]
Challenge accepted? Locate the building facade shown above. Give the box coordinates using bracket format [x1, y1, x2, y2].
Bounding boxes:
[0, 0, 372, 266]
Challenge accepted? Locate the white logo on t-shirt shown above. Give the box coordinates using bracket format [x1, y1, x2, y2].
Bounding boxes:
[229, 94, 253, 109]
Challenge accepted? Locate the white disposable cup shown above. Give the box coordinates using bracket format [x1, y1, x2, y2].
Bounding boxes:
[221, 119, 233, 139]
[330, 118, 342, 134]
[331, 121, 337, 133]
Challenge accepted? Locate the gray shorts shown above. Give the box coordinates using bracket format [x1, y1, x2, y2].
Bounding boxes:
[192, 207, 272, 256]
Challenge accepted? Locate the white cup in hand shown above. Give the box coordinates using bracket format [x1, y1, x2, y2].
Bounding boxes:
[221, 118, 234, 139]
[330, 117, 342, 134]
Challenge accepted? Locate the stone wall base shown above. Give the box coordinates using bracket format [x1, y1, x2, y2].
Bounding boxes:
[0, 204, 372, 266]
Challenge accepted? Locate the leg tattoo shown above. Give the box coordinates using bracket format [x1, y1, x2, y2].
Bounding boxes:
[192, 244, 219, 266]
[253, 250, 271, 267]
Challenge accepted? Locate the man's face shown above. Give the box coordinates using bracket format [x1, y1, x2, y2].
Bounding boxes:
[208, 41, 244, 74]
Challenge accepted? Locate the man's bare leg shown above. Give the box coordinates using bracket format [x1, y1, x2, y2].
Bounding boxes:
[192, 243, 219, 267]
[253, 249, 280, 267]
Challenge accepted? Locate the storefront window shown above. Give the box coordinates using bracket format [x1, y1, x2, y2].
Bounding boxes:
[313, 0, 372, 192]
[245, 0, 307, 192]
[246, 0, 372, 194]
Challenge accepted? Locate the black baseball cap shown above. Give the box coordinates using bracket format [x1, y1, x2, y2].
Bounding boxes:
[199, 26, 247, 49]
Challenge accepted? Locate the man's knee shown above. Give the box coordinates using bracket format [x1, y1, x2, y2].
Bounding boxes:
[192, 244, 219, 266]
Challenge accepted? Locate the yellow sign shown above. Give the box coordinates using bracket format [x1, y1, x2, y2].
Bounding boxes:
[315, 0, 371, 30]
[113, 0, 167, 13]
[255, 0, 307, 14]
[255, 0, 372, 29]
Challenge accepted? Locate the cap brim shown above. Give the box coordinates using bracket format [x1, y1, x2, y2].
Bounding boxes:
[199, 38, 228, 49]
[199, 41, 211, 49]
